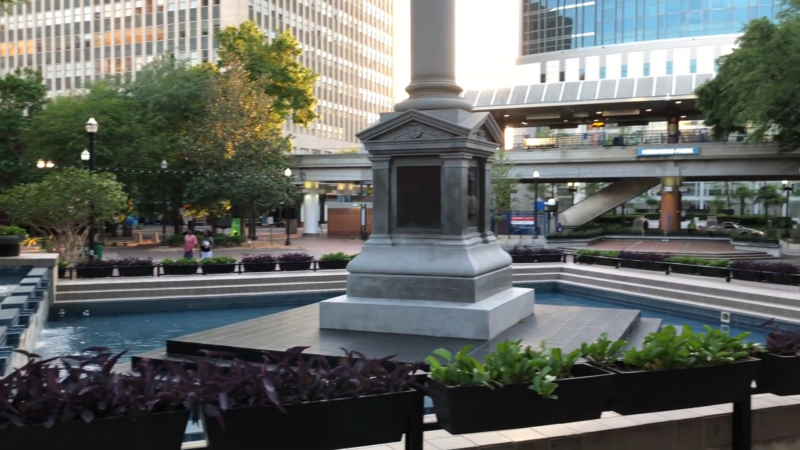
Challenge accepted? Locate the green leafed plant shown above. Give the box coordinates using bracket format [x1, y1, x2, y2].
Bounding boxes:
[0, 226, 27, 237]
[580, 333, 628, 367]
[427, 340, 581, 399]
[161, 258, 200, 266]
[200, 256, 236, 265]
[319, 252, 354, 262]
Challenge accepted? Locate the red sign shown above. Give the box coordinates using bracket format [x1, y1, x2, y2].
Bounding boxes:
[511, 216, 535, 226]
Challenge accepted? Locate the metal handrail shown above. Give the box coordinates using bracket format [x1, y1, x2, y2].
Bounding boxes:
[512, 128, 771, 150]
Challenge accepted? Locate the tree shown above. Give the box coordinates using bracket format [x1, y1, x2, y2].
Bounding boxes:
[756, 184, 782, 217]
[490, 149, 519, 221]
[534, 127, 553, 138]
[182, 55, 295, 238]
[0, 168, 127, 261]
[696, 1, 800, 151]
[733, 185, 756, 215]
[0, 68, 48, 185]
[216, 21, 319, 126]
[644, 196, 659, 212]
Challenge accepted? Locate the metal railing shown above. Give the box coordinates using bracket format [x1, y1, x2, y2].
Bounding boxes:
[512, 128, 768, 150]
[58, 260, 350, 280]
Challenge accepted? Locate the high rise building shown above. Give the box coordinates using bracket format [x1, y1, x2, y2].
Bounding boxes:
[0, 0, 394, 152]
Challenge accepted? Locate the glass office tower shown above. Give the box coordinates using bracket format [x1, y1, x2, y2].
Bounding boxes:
[522, 0, 781, 56]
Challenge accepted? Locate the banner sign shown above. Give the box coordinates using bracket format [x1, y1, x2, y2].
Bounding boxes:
[637, 147, 700, 157]
[510, 216, 535, 226]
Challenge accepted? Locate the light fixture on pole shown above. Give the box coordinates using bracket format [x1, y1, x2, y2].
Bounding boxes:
[284, 168, 293, 246]
[160, 160, 169, 247]
[568, 182, 580, 205]
[533, 171, 540, 237]
[81, 149, 90, 168]
[782, 180, 794, 218]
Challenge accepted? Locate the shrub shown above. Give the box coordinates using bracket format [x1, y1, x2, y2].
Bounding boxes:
[200, 256, 236, 265]
[74, 259, 117, 268]
[161, 258, 200, 266]
[764, 325, 800, 356]
[618, 252, 668, 262]
[240, 254, 276, 264]
[0, 226, 27, 237]
[507, 245, 564, 256]
[167, 233, 185, 247]
[731, 260, 800, 274]
[667, 257, 729, 267]
[278, 252, 314, 262]
[575, 249, 620, 258]
[57, 261, 69, 269]
[107, 257, 154, 267]
[319, 252, 355, 261]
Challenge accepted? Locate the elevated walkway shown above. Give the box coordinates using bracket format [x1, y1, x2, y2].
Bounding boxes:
[558, 177, 660, 228]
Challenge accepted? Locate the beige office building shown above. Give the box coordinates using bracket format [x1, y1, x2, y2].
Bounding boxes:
[0, 0, 394, 152]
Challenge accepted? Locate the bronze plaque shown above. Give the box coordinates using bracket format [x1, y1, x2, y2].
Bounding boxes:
[396, 165, 441, 229]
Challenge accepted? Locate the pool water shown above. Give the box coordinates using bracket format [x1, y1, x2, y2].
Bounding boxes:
[35, 305, 295, 359]
[35, 289, 769, 359]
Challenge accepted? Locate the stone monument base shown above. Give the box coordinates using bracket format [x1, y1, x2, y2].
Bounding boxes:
[319, 287, 534, 340]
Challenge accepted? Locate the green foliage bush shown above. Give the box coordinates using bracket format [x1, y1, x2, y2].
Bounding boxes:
[200, 256, 236, 265]
[0, 226, 27, 237]
[666, 257, 730, 267]
[427, 340, 581, 399]
[575, 249, 620, 258]
[319, 252, 354, 262]
[161, 258, 200, 266]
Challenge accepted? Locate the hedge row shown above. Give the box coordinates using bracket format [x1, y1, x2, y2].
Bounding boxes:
[591, 214, 794, 228]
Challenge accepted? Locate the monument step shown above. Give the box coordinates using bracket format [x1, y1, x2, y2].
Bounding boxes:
[623, 318, 663, 349]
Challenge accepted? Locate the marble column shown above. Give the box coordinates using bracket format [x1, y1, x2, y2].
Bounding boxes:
[660, 177, 681, 232]
[394, 0, 473, 112]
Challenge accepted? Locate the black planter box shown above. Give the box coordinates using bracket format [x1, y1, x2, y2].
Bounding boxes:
[697, 266, 730, 279]
[536, 254, 564, 263]
[0, 410, 190, 450]
[427, 364, 613, 435]
[58, 268, 68, 279]
[618, 259, 641, 270]
[607, 358, 761, 415]
[279, 261, 313, 271]
[669, 263, 697, 275]
[75, 267, 114, 279]
[575, 255, 595, 265]
[162, 264, 200, 275]
[205, 391, 416, 450]
[511, 255, 538, 263]
[318, 260, 349, 270]
[732, 269, 765, 283]
[755, 353, 800, 395]
[0, 235, 21, 257]
[595, 257, 619, 268]
[202, 264, 237, 275]
[642, 261, 668, 272]
[118, 266, 154, 277]
[770, 273, 800, 286]
[242, 262, 277, 273]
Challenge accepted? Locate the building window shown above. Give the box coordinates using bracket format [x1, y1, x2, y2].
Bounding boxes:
[621, 64, 628, 78]
[599, 66, 606, 79]
[559, 71, 565, 82]
[579, 68, 585, 80]
[666, 61, 673, 75]
[643, 62, 650, 77]
[540, 73, 546, 83]
[690, 59, 697, 74]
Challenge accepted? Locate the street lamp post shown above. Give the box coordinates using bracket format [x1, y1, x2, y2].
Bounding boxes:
[85, 118, 98, 260]
[284, 168, 292, 246]
[568, 182, 580, 205]
[533, 171, 540, 237]
[36, 159, 54, 169]
[782, 180, 794, 218]
[81, 150, 90, 169]
[161, 160, 169, 247]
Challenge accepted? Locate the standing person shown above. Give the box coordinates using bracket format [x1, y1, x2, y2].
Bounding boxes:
[183, 230, 198, 259]
[200, 230, 214, 260]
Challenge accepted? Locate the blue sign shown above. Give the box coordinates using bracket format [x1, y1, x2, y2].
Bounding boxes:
[637, 147, 700, 157]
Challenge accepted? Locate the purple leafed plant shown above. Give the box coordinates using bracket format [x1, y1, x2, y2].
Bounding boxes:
[108, 257, 155, 267]
[180, 347, 421, 429]
[618, 251, 668, 262]
[74, 259, 118, 268]
[241, 254, 277, 264]
[764, 325, 800, 356]
[507, 245, 564, 256]
[731, 260, 800, 274]
[278, 252, 315, 262]
[0, 348, 188, 429]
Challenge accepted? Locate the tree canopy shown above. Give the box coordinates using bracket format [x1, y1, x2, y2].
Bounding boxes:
[696, 0, 800, 151]
[0, 168, 127, 260]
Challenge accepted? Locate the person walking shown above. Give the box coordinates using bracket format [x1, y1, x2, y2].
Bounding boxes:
[200, 230, 213, 260]
[183, 230, 198, 259]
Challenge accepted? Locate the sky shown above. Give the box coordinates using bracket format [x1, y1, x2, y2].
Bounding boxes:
[392, 0, 520, 103]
